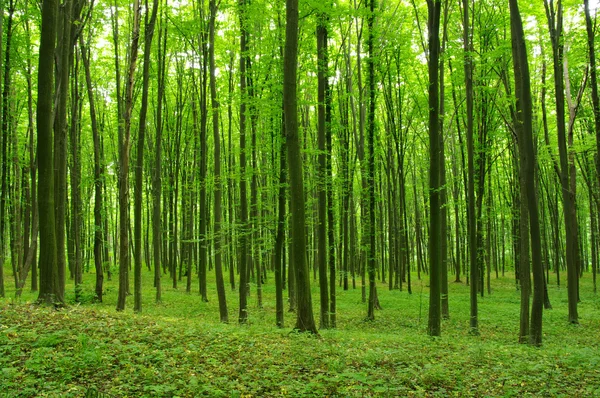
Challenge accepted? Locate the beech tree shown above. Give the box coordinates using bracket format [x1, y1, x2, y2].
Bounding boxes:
[427, 0, 442, 337]
[509, 0, 544, 346]
[284, 0, 317, 334]
[37, 0, 61, 305]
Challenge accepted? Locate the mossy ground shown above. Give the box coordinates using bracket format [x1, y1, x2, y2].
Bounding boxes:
[1, 265, 599, 397]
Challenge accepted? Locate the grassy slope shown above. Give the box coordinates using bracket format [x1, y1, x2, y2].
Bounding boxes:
[1, 264, 599, 397]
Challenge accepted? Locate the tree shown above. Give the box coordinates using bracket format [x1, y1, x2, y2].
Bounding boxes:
[0, 0, 15, 299]
[283, 0, 317, 334]
[37, 0, 62, 305]
[462, 0, 478, 335]
[317, 8, 330, 329]
[238, 0, 250, 324]
[543, 0, 578, 324]
[153, 1, 168, 304]
[509, 0, 544, 346]
[427, 0, 442, 337]
[209, 0, 229, 323]
[134, 0, 159, 313]
[366, 0, 377, 322]
[80, 36, 104, 302]
[117, 0, 142, 311]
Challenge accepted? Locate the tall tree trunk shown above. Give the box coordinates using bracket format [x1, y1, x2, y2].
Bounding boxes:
[117, 0, 141, 311]
[427, 0, 442, 337]
[317, 10, 329, 329]
[69, 35, 83, 300]
[134, 0, 158, 313]
[209, 0, 229, 323]
[0, 0, 15, 298]
[197, 7, 208, 302]
[544, 0, 578, 324]
[24, 15, 38, 294]
[275, 115, 286, 328]
[462, 0, 478, 334]
[366, 0, 377, 321]
[153, 4, 167, 303]
[54, 0, 73, 300]
[37, 0, 62, 305]
[510, 0, 545, 346]
[238, 0, 250, 323]
[284, 0, 317, 334]
[439, 0, 450, 318]
[80, 37, 104, 302]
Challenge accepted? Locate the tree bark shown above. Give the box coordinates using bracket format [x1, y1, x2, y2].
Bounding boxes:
[37, 0, 62, 305]
[284, 0, 318, 334]
[317, 10, 330, 328]
[366, 0, 377, 321]
[238, 0, 250, 323]
[134, 0, 158, 313]
[80, 37, 104, 302]
[510, 0, 545, 346]
[427, 0, 442, 337]
[543, 0, 578, 324]
[117, 0, 141, 311]
[209, 0, 229, 323]
[462, 0, 478, 334]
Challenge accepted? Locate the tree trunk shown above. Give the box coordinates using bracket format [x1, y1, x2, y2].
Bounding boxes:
[0, 0, 15, 298]
[275, 115, 286, 328]
[54, 0, 73, 301]
[544, 0, 578, 324]
[366, 0, 377, 321]
[238, 0, 250, 323]
[116, 0, 141, 311]
[80, 37, 104, 302]
[510, 0, 545, 346]
[153, 5, 168, 303]
[427, 0, 442, 337]
[209, 0, 229, 323]
[133, 0, 158, 313]
[284, 0, 317, 333]
[37, 0, 62, 305]
[462, 0, 478, 334]
[317, 11, 329, 328]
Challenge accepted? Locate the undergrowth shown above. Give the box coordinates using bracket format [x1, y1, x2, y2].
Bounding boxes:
[1, 266, 599, 397]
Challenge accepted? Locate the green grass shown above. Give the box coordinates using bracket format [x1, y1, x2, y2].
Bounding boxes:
[1, 264, 599, 397]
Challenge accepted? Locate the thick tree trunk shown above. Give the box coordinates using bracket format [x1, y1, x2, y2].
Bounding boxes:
[37, 0, 62, 305]
[54, 0, 73, 300]
[284, 0, 317, 334]
[510, 0, 544, 346]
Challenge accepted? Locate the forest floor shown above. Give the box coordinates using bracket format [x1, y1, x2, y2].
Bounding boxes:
[1, 266, 600, 397]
